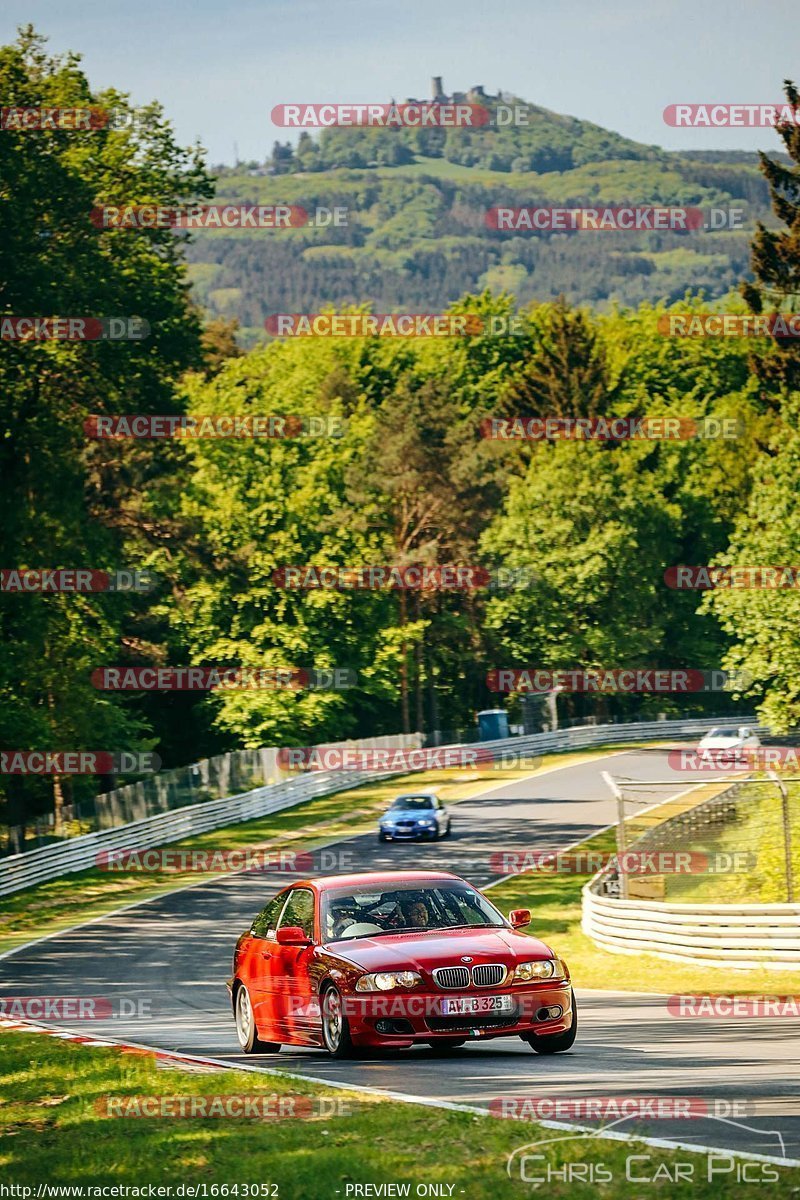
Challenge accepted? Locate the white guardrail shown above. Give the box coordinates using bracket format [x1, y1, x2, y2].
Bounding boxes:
[581, 726, 800, 969]
[0, 715, 748, 898]
[581, 890, 800, 970]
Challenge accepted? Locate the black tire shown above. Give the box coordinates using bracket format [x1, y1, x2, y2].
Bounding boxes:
[378, 832, 388, 843]
[443, 820, 452, 838]
[320, 984, 356, 1058]
[234, 983, 281, 1054]
[427, 1039, 466, 1052]
[524, 991, 577, 1055]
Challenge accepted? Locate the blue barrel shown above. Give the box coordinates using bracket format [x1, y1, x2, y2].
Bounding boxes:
[477, 708, 509, 741]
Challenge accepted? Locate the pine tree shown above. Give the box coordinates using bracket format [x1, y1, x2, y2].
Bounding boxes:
[501, 297, 608, 419]
[741, 80, 800, 395]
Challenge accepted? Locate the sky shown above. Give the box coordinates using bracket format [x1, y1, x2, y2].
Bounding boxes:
[2, 0, 798, 163]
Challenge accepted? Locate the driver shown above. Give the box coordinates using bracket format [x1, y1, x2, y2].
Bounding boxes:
[400, 898, 430, 928]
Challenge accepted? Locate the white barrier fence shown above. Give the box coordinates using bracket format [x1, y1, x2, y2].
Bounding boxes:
[0, 715, 748, 898]
[582, 743, 800, 969]
[0, 735, 422, 898]
[582, 889, 800, 970]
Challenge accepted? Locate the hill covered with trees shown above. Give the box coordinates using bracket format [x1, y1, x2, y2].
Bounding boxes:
[186, 84, 775, 344]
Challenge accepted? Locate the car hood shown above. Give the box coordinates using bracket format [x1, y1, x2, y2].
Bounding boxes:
[382, 812, 433, 820]
[699, 735, 743, 748]
[323, 926, 553, 973]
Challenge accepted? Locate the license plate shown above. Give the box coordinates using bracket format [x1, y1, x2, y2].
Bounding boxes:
[440, 995, 513, 1015]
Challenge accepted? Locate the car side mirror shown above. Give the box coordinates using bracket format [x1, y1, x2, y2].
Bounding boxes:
[277, 926, 312, 946]
[509, 909, 531, 929]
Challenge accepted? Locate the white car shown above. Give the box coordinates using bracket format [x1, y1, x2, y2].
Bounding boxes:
[697, 725, 760, 764]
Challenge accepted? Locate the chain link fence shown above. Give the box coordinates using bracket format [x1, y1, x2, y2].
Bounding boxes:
[2, 735, 420, 855]
[600, 770, 799, 905]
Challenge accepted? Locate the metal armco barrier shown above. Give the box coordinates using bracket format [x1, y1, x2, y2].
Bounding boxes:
[582, 740, 800, 969]
[0, 716, 748, 897]
[582, 889, 800, 970]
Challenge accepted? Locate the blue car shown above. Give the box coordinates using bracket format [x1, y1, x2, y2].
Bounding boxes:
[378, 792, 451, 842]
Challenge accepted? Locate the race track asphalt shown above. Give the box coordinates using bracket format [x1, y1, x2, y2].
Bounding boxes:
[2, 747, 798, 1164]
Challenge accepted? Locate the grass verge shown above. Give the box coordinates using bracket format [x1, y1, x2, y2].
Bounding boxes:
[1, 1028, 796, 1196]
[659, 779, 800, 904]
[0, 747, 631, 955]
[486, 826, 800, 993]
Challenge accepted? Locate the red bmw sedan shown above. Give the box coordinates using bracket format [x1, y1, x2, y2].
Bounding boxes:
[228, 870, 576, 1057]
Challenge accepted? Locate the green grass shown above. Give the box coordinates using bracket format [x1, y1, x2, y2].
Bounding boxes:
[1, 1029, 796, 1195]
[486, 826, 800, 994]
[0, 748, 626, 955]
[660, 780, 800, 904]
[8, 743, 795, 993]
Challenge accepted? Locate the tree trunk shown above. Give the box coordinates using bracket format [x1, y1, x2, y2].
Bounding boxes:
[414, 593, 425, 734]
[52, 774, 65, 835]
[399, 590, 410, 734]
[47, 689, 64, 833]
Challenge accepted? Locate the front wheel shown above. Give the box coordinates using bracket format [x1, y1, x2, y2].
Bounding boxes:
[321, 985, 355, 1058]
[234, 984, 281, 1054]
[523, 991, 577, 1055]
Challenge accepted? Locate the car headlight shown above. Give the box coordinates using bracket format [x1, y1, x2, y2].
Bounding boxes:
[417, 819, 434, 826]
[512, 958, 564, 983]
[355, 971, 422, 992]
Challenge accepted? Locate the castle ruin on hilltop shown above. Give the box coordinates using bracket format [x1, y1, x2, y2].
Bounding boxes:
[401, 78, 506, 106]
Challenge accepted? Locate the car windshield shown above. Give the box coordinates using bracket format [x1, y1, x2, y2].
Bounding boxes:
[705, 729, 728, 739]
[390, 797, 434, 811]
[321, 881, 506, 942]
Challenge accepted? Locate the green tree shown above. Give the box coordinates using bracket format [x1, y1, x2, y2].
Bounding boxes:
[481, 442, 685, 720]
[0, 28, 212, 842]
[740, 80, 800, 396]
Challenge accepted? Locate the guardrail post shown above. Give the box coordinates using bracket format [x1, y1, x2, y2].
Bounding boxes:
[601, 770, 628, 900]
[768, 769, 795, 903]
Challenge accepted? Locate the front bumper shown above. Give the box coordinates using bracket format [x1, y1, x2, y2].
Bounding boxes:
[380, 826, 437, 840]
[342, 983, 573, 1046]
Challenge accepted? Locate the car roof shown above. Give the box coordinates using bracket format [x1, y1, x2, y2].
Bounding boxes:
[391, 791, 439, 799]
[297, 870, 462, 892]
